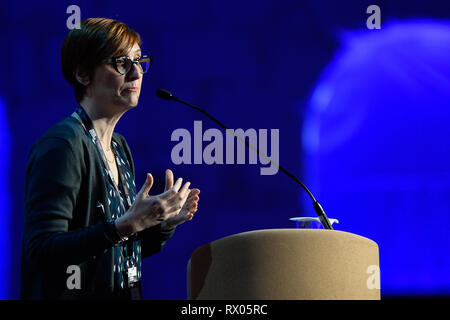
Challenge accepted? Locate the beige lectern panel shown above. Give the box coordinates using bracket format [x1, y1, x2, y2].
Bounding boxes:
[188, 229, 380, 300]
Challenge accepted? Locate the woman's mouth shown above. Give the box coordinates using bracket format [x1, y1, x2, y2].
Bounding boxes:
[124, 87, 139, 92]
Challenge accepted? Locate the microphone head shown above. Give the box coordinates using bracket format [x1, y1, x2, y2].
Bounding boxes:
[156, 88, 174, 100]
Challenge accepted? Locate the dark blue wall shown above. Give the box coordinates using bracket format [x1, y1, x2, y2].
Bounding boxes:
[1, 0, 449, 299]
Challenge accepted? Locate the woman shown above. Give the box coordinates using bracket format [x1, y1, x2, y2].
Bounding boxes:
[20, 18, 200, 300]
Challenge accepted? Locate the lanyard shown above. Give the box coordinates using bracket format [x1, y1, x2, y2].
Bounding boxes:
[72, 106, 133, 211]
[72, 106, 140, 289]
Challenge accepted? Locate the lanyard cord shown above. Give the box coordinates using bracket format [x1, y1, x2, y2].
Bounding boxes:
[72, 106, 133, 210]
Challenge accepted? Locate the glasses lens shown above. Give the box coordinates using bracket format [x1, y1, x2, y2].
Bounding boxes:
[139, 57, 151, 73]
[116, 57, 131, 74]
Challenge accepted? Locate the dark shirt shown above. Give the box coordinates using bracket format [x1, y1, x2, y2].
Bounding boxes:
[20, 115, 174, 299]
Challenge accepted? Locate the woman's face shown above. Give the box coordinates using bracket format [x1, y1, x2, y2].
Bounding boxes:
[88, 42, 143, 111]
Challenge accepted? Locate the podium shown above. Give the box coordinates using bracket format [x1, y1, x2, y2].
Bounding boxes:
[187, 229, 380, 300]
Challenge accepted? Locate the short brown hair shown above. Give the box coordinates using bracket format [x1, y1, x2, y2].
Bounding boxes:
[61, 18, 142, 103]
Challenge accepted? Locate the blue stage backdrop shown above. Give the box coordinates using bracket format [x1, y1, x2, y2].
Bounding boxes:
[1, 1, 449, 299]
[0, 97, 12, 300]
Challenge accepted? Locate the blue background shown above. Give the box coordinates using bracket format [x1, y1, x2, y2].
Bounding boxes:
[1, 0, 449, 299]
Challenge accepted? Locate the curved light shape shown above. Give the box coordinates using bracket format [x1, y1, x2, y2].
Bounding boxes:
[302, 20, 450, 296]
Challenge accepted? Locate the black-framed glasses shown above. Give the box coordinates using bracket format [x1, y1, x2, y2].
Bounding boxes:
[106, 55, 152, 75]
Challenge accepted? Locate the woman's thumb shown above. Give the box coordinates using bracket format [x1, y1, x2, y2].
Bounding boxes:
[138, 173, 153, 197]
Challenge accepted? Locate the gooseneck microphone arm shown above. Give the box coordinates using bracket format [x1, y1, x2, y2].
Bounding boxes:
[156, 88, 333, 230]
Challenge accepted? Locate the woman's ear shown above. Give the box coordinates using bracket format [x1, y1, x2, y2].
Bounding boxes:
[74, 68, 90, 86]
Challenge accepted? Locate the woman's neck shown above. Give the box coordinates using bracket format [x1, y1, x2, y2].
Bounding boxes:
[80, 100, 125, 148]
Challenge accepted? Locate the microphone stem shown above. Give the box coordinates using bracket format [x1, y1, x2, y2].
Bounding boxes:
[171, 96, 333, 230]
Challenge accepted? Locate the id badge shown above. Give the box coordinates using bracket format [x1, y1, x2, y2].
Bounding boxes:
[127, 266, 138, 286]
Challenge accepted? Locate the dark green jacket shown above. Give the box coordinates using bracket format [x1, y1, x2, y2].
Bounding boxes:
[21, 116, 174, 299]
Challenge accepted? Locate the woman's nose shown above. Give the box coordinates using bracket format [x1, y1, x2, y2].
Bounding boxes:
[126, 62, 142, 81]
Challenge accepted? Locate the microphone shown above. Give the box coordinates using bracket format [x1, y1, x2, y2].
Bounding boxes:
[156, 88, 333, 230]
[155, 88, 173, 100]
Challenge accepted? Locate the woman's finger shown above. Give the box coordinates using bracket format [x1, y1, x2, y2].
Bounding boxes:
[179, 181, 191, 198]
[137, 173, 154, 199]
[186, 201, 198, 212]
[191, 188, 200, 194]
[188, 189, 200, 197]
[164, 169, 174, 191]
[184, 190, 199, 201]
[173, 177, 183, 193]
[185, 195, 199, 203]
[160, 177, 183, 199]
[181, 198, 198, 213]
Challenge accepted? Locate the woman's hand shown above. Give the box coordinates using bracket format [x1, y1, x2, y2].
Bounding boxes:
[161, 185, 200, 231]
[115, 169, 192, 237]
